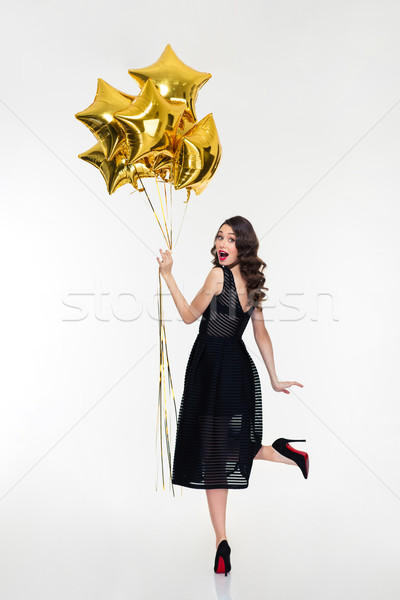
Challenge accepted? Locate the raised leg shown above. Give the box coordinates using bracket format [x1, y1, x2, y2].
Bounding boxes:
[254, 444, 297, 466]
[205, 488, 228, 548]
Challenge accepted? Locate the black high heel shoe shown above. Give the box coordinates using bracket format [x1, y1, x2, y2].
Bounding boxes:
[272, 438, 309, 479]
[214, 540, 231, 576]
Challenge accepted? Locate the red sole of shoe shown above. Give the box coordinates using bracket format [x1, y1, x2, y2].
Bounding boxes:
[216, 556, 225, 573]
[286, 444, 309, 477]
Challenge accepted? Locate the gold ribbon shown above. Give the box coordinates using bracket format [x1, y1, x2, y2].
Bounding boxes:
[138, 176, 189, 494]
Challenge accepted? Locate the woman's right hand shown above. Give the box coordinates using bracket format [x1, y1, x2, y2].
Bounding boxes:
[156, 248, 173, 278]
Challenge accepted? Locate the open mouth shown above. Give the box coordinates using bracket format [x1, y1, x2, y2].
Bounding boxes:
[219, 251, 229, 260]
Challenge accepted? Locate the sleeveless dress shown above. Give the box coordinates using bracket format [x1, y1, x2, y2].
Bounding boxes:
[171, 264, 263, 490]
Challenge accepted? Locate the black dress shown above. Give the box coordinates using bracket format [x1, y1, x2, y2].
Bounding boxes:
[171, 264, 263, 490]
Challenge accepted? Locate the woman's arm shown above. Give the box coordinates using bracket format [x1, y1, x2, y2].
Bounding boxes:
[251, 308, 303, 394]
[156, 248, 222, 324]
[251, 309, 279, 385]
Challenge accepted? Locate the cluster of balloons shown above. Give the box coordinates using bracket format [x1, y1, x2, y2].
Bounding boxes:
[75, 44, 221, 197]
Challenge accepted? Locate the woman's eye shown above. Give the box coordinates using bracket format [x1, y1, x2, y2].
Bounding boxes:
[217, 235, 235, 242]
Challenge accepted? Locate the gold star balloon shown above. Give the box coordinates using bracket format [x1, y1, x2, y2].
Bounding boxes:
[128, 44, 211, 122]
[75, 79, 135, 161]
[114, 78, 186, 164]
[173, 113, 222, 196]
[78, 143, 154, 194]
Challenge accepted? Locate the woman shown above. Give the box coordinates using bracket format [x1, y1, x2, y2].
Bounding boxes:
[156, 215, 309, 576]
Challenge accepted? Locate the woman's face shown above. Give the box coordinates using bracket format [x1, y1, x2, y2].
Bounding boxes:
[216, 224, 238, 266]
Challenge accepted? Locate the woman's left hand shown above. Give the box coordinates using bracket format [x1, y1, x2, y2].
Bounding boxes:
[271, 380, 303, 394]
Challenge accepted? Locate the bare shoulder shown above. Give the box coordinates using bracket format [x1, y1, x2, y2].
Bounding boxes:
[211, 265, 223, 275]
[204, 266, 224, 295]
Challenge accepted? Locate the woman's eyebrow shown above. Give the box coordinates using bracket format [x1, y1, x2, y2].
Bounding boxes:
[218, 230, 235, 236]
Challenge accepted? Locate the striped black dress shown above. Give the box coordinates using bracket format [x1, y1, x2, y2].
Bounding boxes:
[171, 264, 263, 490]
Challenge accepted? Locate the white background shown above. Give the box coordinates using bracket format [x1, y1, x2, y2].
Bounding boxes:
[1, 1, 399, 598]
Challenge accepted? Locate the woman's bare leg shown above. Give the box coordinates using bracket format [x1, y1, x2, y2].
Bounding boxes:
[206, 489, 228, 548]
[254, 444, 297, 466]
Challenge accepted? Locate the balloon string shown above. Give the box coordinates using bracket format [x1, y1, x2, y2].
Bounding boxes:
[157, 273, 165, 491]
[169, 181, 173, 250]
[161, 298, 179, 496]
[174, 191, 190, 249]
[155, 297, 161, 492]
[134, 167, 169, 248]
[155, 176, 171, 249]
[156, 265, 178, 495]
[163, 178, 169, 220]
[134, 171, 179, 495]
[161, 319, 173, 492]
[163, 181, 172, 251]
[161, 317, 178, 424]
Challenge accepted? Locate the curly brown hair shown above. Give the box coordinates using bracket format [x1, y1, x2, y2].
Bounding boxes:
[210, 216, 269, 310]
